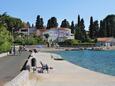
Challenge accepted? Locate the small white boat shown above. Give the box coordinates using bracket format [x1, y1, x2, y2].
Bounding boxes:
[51, 54, 64, 60]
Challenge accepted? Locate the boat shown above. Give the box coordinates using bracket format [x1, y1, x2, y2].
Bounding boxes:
[51, 54, 64, 60]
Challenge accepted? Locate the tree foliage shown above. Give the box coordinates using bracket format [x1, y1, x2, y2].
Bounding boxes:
[75, 16, 87, 42]
[0, 12, 23, 32]
[35, 15, 44, 29]
[89, 16, 94, 38]
[89, 16, 99, 39]
[27, 21, 31, 28]
[14, 35, 44, 45]
[47, 17, 58, 29]
[0, 24, 12, 52]
[98, 15, 115, 37]
[60, 19, 70, 28]
[70, 21, 75, 34]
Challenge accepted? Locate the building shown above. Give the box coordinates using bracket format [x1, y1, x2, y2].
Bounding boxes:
[96, 37, 115, 47]
[42, 28, 74, 43]
[18, 27, 36, 35]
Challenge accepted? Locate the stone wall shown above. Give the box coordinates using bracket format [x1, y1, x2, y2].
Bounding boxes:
[4, 70, 29, 86]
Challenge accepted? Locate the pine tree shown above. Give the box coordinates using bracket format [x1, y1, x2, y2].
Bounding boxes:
[78, 15, 80, 26]
[27, 22, 31, 28]
[98, 15, 115, 37]
[47, 19, 51, 29]
[89, 16, 94, 39]
[60, 19, 70, 28]
[46, 17, 58, 29]
[75, 18, 87, 42]
[32, 24, 34, 28]
[35, 15, 44, 29]
[99, 20, 107, 37]
[80, 19, 87, 41]
[70, 21, 75, 34]
[93, 20, 99, 38]
[75, 26, 82, 40]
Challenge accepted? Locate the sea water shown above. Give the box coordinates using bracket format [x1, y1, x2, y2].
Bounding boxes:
[54, 50, 115, 76]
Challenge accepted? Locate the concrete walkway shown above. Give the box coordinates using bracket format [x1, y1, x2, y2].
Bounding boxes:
[27, 52, 115, 86]
[0, 51, 29, 86]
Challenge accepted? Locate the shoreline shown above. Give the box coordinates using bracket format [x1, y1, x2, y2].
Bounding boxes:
[27, 52, 115, 86]
[4, 51, 115, 86]
[25, 45, 115, 52]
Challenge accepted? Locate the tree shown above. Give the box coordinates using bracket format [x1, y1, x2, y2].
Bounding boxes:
[98, 20, 107, 37]
[78, 15, 80, 26]
[0, 12, 23, 32]
[89, 16, 99, 39]
[35, 15, 44, 29]
[93, 20, 99, 38]
[75, 26, 82, 40]
[75, 18, 87, 42]
[60, 19, 70, 28]
[89, 16, 94, 39]
[98, 15, 115, 37]
[70, 21, 75, 34]
[46, 17, 58, 29]
[27, 22, 31, 28]
[0, 24, 12, 52]
[47, 19, 51, 29]
[32, 24, 34, 28]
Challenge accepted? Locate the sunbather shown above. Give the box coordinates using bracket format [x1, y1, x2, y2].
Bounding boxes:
[39, 61, 48, 73]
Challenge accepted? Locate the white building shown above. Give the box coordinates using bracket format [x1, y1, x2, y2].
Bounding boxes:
[43, 28, 74, 43]
[96, 37, 115, 47]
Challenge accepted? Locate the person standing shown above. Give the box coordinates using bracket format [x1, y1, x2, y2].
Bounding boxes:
[13, 45, 16, 56]
[18, 45, 22, 55]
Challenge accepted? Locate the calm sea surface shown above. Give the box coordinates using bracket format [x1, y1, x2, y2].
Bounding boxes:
[53, 50, 115, 76]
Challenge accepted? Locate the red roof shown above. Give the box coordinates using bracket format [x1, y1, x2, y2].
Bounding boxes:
[97, 38, 112, 42]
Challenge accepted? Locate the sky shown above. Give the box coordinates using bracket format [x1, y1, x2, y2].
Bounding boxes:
[0, 0, 115, 30]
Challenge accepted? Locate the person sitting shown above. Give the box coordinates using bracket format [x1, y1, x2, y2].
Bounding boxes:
[39, 61, 49, 73]
[33, 49, 38, 53]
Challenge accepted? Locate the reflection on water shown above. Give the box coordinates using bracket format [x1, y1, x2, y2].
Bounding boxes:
[54, 50, 115, 76]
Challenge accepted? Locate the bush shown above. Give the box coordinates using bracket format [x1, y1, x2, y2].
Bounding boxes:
[0, 41, 12, 53]
[64, 39, 80, 45]
[14, 36, 45, 45]
[0, 24, 12, 53]
[85, 38, 97, 43]
[58, 39, 80, 47]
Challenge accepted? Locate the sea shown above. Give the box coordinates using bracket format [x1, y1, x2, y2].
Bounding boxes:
[53, 50, 115, 76]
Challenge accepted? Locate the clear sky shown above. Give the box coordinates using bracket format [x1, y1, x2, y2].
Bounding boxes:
[0, 0, 115, 30]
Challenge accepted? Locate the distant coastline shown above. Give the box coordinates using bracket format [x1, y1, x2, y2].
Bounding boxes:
[25, 45, 115, 52]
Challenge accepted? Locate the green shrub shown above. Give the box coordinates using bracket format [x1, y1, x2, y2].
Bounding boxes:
[0, 24, 12, 53]
[14, 35, 45, 45]
[0, 41, 11, 52]
[64, 39, 80, 45]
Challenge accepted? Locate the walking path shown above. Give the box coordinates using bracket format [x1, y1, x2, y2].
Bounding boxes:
[0, 51, 29, 86]
[27, 52, 115, 86]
